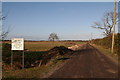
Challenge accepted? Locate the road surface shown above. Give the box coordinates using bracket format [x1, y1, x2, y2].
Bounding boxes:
[49, 43, 118, 78]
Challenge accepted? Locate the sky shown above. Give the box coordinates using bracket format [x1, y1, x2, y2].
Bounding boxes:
[2, 0, 120, 2]
[2, 2, 118, 40]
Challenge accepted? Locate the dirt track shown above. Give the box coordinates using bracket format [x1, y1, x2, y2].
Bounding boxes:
[49, 43, 118, 78]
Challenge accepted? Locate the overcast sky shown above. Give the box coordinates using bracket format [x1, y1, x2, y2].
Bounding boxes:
[2, 2, 118, 40]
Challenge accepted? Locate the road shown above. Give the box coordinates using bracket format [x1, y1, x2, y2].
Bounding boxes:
[49, 43, 118, 78]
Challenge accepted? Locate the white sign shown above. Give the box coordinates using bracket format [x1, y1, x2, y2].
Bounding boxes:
[11, 38, 24, 50]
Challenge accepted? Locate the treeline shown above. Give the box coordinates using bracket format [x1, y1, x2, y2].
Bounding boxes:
[2, 40, 88, 43]
[92, 33, 120, 55]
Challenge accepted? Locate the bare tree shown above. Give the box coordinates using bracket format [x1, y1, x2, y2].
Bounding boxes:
[0, 12, 9, 40]
[91, 11, 118, 36]
[48, 33, 59, 41]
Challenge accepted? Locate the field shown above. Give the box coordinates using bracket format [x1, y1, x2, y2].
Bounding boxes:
[2, 41, 86, 78]
[2, 41, 86, 69]
[25, 41, 85, 51]
[3, 41, 85, 51]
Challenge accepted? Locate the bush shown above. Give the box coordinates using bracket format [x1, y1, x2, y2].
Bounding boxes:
[2, 43, 11, 58]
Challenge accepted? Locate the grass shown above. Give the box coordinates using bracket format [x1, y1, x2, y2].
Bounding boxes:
[2, 55, 67, 78]
[25, 41, 84, 51]
[2, 41, 85, 68]
[2, 41, 85, 78]
[92, 44, 118, 61]
[3, 65, 50, 78]
[2, 41, 85, 51]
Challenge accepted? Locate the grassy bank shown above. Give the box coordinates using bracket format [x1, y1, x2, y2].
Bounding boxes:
[92, 44, 118, 61]
[2, 41, 76, 78]
[3, 55, 69, 78]
[91, 34, 120, 61]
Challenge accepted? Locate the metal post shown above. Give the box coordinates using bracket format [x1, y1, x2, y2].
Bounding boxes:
[91, 32, 93, 40]
[11, 50, 13, 70]
[22, 51, 24, 69]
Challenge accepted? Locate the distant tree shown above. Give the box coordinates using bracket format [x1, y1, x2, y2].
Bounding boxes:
[48, 33, 59, 41]
[91, 11, 118, 36]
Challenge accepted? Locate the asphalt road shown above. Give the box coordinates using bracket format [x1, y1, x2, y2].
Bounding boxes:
[49, 43, 118, 78]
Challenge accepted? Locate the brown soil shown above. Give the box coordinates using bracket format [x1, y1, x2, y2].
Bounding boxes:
[41, 46, 73, 65]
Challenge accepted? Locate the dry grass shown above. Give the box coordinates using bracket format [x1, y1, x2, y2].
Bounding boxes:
[2, 41, 86, 78]
[91, 44, 118, 61]
[3, 56, 64, 78]
[24, 41, 85, 51]
[2, 41, 85, 51]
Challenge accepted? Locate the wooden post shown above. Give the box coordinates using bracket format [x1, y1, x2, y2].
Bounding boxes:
[111, 0, 116, 53]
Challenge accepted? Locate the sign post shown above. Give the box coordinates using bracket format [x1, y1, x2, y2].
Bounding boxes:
[11, 38, 24, 69]
[11, 50, 13, 70]
[22, 51, 24, 69]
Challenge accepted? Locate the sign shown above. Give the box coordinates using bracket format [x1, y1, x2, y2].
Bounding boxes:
[12, 38, 24, 50]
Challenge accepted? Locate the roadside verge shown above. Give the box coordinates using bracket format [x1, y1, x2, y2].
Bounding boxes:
[90, 43, 118, 65]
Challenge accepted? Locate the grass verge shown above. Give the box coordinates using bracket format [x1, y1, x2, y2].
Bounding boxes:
[92, 44, 118, 61]
[2, 55, 69, 78]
